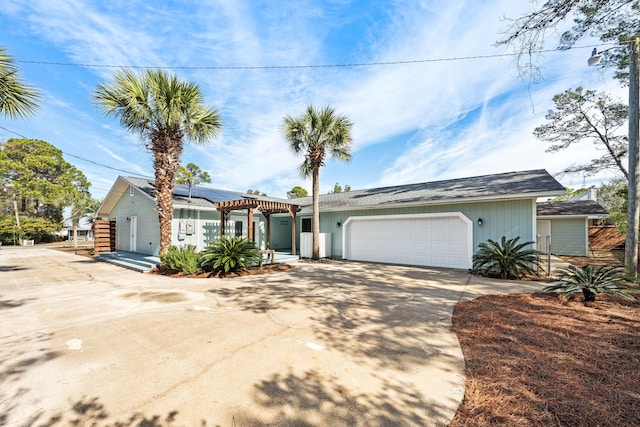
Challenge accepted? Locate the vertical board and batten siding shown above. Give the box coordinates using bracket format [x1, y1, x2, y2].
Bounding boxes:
[269, 217, 293, 250]
[171, 209, 217, 252]
[294, 199, 534, 258]
[109, 186, 160, 256]
[550, 218, 588, 256]
[171, 210, 267, 252]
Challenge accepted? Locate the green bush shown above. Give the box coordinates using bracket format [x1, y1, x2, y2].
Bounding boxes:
[0, 215, 60, 244]
[199, 236, 261, 273]
[472, 236, 541, 280]
[544, 264, 637, 302]
[160, 244, 200, 275]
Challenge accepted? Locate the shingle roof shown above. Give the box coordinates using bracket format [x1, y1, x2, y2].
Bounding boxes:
[294, 169, 565, 211]
[536, 200, 608, 216]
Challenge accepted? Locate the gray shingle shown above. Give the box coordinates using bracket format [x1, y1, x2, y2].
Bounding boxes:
[295, 169, 565, 210]
[537, 200, 608, 216]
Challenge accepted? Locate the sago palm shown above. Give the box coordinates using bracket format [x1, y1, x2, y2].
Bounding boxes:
[472, 236, 541, 279]
[544, 264, 636, 302]
[198, 236, 261, 273]
[93, 69, 222, 254]
[0, 46, 40, 118]
[282, 105, 352, 259]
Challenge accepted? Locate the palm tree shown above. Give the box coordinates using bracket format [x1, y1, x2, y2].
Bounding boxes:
[282, 105, 353, 259]
[69, 194, 101, 248]
[94, 69, 222, 254]
[0, 46, 40, 118]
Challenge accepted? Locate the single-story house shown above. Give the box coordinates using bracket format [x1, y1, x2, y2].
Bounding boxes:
[97, 169, 570, 269]
[64, 217, 94, 242]
[536, 200, 608, 256]
[96, 176, 289, 256]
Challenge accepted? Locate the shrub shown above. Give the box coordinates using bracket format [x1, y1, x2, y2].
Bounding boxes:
[199, 236, 261, 274]
[160, 244, 200, 275]
[544, 264, 637, 302]
[472, 236, 541, 280]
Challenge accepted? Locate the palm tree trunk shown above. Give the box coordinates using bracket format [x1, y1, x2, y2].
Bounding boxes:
[154, 137, 182, 255]
[73, 223, 78, 248]
[312, 166, 320, 259]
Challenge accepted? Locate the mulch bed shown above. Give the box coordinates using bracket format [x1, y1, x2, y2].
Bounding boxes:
[154, 263, 294, 278]
[50, 246, 94, 258]
[557, 249, 624, 269]
[450, 292, 640, 426]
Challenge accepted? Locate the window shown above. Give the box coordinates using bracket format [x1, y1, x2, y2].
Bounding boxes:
[234, 221, 243, 237]
[301, 218, 312, 233]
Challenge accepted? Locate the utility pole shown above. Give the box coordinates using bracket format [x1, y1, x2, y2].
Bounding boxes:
[625, 37, 640, 277]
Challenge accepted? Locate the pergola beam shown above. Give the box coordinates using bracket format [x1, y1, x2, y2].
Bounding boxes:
[214, 198, 301, 252]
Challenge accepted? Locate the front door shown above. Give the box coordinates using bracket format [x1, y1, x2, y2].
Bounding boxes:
[130, 215, 137, 252]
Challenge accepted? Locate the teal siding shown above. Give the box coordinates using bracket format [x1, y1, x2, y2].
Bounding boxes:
[109, 186, 268, 256]
[109, 186, 160, 256]
[550, 218, 587, 256]
[269, 216, 293, 250]
[172, 209, 267, 251]
[296, 199, 534, 258]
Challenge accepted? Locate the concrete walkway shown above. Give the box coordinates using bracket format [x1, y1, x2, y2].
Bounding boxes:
[0, 247, 547, 426]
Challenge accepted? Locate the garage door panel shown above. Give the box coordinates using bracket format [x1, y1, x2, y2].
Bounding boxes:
[345, 213, 471, 269]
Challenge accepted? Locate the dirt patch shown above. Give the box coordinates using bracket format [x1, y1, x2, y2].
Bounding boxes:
[49, 246, 94, 258]
[122, 291, 187, 303]
[451, 292, 640, 426]
[154, 263, 294, 278]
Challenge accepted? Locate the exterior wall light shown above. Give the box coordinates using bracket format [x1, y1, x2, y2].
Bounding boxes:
[336, 221, 341, 228]
[477, 217, 483, 226]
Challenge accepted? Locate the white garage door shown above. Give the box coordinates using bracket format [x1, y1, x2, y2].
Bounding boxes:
[343, 213, 473, 269]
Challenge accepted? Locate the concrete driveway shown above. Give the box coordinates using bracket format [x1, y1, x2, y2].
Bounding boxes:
[0, 247, 543, 426]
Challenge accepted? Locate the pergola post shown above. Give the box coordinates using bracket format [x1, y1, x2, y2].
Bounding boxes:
[291, 210, 297, 256]
[220, 210, 227, 237]
[247, 208, 254, 242]
[263, 212, 271, 250]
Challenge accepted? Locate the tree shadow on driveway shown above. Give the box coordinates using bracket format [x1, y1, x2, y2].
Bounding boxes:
[208, 262, 466, 372]
[234, 369, 457, 426]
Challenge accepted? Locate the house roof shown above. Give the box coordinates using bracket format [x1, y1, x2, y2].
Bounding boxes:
[293, 169, 565, 211]
[98, 169, 566, 217]
[125, 176, 245, 207]
[536, 200, 608, 217]
[97, 176, 246, 217]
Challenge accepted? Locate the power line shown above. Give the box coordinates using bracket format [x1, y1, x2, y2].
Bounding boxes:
[0, 125, 153, 178]
[14, 44, 612, 71]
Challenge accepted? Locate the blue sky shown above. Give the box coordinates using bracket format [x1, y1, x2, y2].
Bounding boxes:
[0, 0, 628, 199]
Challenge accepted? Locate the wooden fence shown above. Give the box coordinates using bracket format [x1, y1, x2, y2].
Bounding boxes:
[93, 219, 116, 254]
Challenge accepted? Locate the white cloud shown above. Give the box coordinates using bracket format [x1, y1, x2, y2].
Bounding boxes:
[1, 0, 629, 200]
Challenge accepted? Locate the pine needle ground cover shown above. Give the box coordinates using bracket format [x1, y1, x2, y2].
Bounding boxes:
[451, 293, 640, 426]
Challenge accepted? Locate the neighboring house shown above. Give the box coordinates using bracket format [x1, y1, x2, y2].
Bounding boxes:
[567, 186, 597, 202]
[61, 216, 94, 242]
[98, 169, 567, 269]
[536, 200, 608, 256]
[66, 217, 95, 242]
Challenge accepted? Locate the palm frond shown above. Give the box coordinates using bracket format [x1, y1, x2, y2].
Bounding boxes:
[0, 47, 40, 118]
[544, 264, 635, 301]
